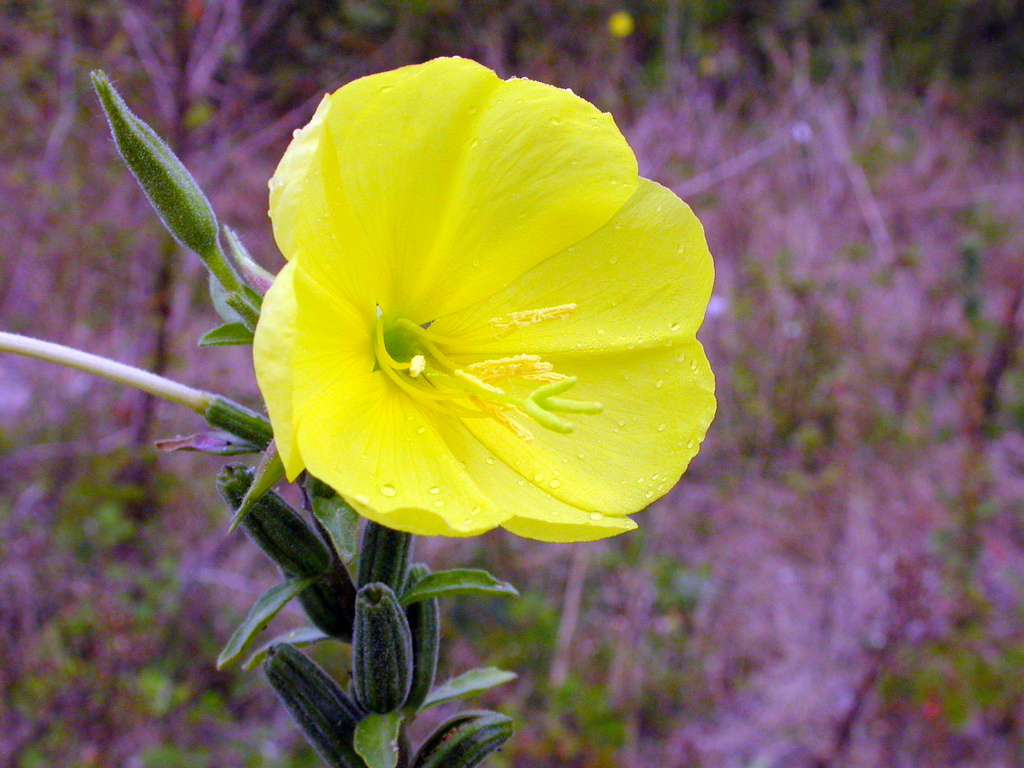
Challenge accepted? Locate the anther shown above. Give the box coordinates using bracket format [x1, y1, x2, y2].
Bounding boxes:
[467, 354, 566, 383]
[409, 354, 426, 377]
[489, 303, 577, 337]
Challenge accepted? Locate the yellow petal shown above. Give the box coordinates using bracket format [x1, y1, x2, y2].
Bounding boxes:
[251, 260, 304, 479]
[270, 57, 638, 322]
[502, 511, 636, 542]
[462, 340, 715, 516]
[432, 178, 711, 355]
[268, 94, 332, 263]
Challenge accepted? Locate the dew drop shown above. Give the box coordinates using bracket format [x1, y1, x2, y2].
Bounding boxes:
[655, 380, 664, 389]
[548, 479, 561, 488]
[617, 419, 626, 427]
[670, 322, 681, 332]
[533, 472, 546, 483]
[609, 255, 619, 264]
[472, 259, 480, 267]
[589, 512, 604, 521]
[380, 85, 395, 93]
[470, 507, 481, 516]
[657, 424, 666, 432]
[645, 490, 654, 499]
[689, 360, 698, 372]
[292, 128, 300, 138]
[485, 457, 495, 465]
[428, 486, 440, 495]
[652, 474, 660, 481]
[627, 343, 636, 350]
[355, 494, 369, 505]
[380, 484, 396, 497]
[549, 116, 561, 125]
[677, 352, 686, 362]
[686, 439, 695, 449]
[434, 500, 445, 508]
[597, 328, 605, 335]
[614, 222, 623, 229]
[517, 479, 526, 486]
[470, 138, 480, 147]
[417, 426, 426, 434]
[577, 453, 585, 459]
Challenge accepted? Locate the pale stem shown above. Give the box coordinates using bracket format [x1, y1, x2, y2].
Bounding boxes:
[0, 330, 213, 413]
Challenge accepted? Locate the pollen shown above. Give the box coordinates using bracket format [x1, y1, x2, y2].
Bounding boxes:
[409, 354, 427, 377]
[489, 303, 578, 336]
[467, 354, 566, 383]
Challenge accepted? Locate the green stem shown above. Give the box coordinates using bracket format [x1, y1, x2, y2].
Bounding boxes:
[0, 330, 213, 413]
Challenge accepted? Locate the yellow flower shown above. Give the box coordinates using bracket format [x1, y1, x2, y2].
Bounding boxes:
[608, 10, 635, 38]
[253, 58, 715, 542]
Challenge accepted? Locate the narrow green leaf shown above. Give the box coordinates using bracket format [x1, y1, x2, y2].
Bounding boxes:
[217, 577, 316, 669]
[243, 626, 330, 670]
[198, 322, 255, 347]
[354, 712, 404, 768]
[398, 569, 518, 606]
[228, 442, 285, 532]
[308, 476, 360, 564]
[421, 668, 517, 710]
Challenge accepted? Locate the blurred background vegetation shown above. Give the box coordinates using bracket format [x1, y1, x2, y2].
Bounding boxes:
[4, 0, 1024, 766]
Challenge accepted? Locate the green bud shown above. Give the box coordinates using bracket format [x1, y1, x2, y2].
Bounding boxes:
[404, 564, 439, 711]
[353, 583, 413, 713]
[263, 643, 368, 768]
[357, 522, 413, 594]
[91, 71, 220, 257]
[216, 464, 330, 579]
[218, 465, 355, 640]
[203, 395, 273, 449]
[411, 710, 513, 768]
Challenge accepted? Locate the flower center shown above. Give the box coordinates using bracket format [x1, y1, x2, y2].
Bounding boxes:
[373, 311, 602, 441]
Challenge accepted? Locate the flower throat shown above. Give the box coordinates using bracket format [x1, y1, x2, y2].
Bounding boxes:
[373, 306, 602, 441]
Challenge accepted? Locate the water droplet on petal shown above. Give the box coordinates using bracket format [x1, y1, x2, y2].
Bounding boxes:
[655, 380, 664, 389]
[472, 260, 480, 267]
[380, 85, 395, 93]
[690, 360, 699, 372]
[686, 439, 695, 449]
[609, 255, 618, 264]
[355, 494, 369, 505]
[434, 500, 445, 508]
[657, 424, 666, 432]
[596, 328, 605, 335]
[577, 453, 585, 459]
[548, 479, 561, 488]
[670, 322, 681, 332]
[485, 457, 495, 465]
[417, 426, 426, 434]
[534, 472, 546, 483]
[470, 507, 481, 516]
[517, 479, 526, 486]
[589, 512, 603, 521]
[428, 487, 440, 495]
[380, 484, 396, 497]
[645, 491, 654, 499]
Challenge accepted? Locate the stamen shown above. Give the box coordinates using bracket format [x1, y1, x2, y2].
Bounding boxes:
[453, 369, 505, 395]
[480, 401, 535, 442]
[489, 303, 578, 337]
[466, 354, 566, 383]
[409, 354, 426, 377]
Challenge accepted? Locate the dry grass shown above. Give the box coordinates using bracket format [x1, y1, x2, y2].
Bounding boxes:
[4, 5, 1024, 768]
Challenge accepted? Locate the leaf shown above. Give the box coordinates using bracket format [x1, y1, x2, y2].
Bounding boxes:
[421, 667, 517, 710]
[354, 712, 404, 768]
[228, 442, 285, 532]
[308, 477, 360, 564]
[217, 576, 316, 669]
[154, 430, 261, 455]
[399, 569, 519, 606]
[198, 322, 255, 347]
[242, 626, 330, 670]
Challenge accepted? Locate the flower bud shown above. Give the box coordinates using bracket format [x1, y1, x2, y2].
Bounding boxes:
[352, 583, 413, 713]
[411, 710, 513, 768]
[91, 71, 220, 258]
[216, 464, 330, 579]
[263, 643, 368, 768]
[404, 564, 439, 711]
[357, 522, 413, 594]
